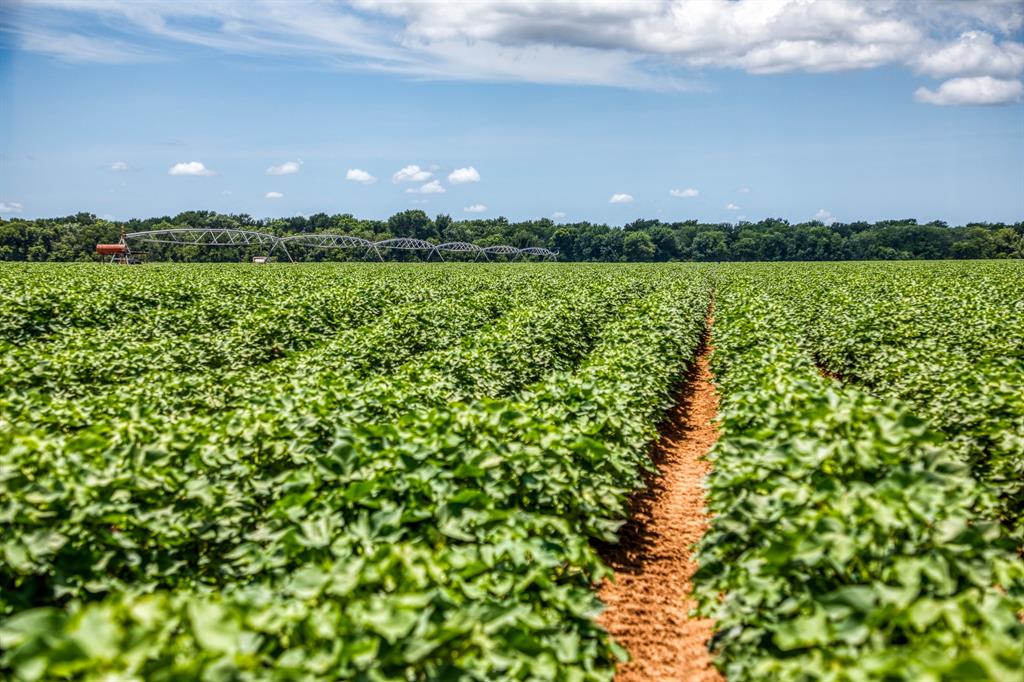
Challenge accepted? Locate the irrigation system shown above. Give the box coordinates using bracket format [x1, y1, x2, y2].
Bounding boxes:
[98, 228, 558, 263]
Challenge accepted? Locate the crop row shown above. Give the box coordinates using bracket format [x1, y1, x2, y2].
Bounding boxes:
[4, 261, 1020, 681]
[1, 264, 711, 680]
[2, 267, 649, 607]
[773, 261, 1024, 536]
[694, 268, 1024, 681]
[0, 268, 559, 432]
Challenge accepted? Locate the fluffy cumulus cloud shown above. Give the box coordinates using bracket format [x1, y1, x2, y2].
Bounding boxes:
[737, 186, 751, 193]
[609, 193, 634, 204]
[265, 191, 284, 199]
[463, 203, 487, 212]
[914, 76, 1023, 106]
[266, 159, 302, 175]
[0, 201, 24, 213]
[551, 211, 567, 219]
[110, 161, 129, 172]
[670, 187, 699, 197]
[168, 161, 215, 176]
[407, 179, 445, 194]
[361, 0, 1024, 97]
[345, 168, 378, 184]
[814, 208, 838, 224]
[914, 31, 1024, 79]
[12, 1, 1024, 101]
[392, 164, 433, 183]
[448, 166, 480, 183]
[725, 203, 740, 210]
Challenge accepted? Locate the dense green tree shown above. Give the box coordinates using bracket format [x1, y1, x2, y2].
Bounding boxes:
[623, 231, 656, 261]
[691, 231, 729, 261]
[2, 211, 1022, 262]
[991, 228, 1024, 258]
[388, 210, 434, 241]
[648, 226, 680, 261]
[434, 213, 453, 238]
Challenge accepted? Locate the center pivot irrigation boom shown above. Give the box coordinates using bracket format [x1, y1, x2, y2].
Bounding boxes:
[106, 228, 294, 262]
[97, 227, 557, 263]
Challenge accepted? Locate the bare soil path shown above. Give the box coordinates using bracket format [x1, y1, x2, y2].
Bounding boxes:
[597, 331, 722, 682]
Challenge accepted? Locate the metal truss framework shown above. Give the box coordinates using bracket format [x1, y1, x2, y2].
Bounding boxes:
[373, 238, 441, 262]
[282, 233, 374, 250]
[280, 233, 375, 261]
[483, 245, 522, 257]
[118, 228, 558, 263]
[518, 247, 559, 260]
[124, 228, 293, 262]
[437, 242, 487, 261]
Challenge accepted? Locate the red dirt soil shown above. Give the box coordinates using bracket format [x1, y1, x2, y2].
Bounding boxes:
[597, 336, 722, 682]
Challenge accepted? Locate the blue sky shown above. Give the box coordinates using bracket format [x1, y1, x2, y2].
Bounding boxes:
[1, 1, 1022, 225]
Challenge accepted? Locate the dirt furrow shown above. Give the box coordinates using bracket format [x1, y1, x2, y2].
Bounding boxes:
[597, 331, 721, 682]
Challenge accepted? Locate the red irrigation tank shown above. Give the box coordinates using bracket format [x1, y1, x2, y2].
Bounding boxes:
[95, 243, 127, 255]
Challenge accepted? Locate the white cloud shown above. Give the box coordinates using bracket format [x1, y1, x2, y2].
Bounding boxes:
[265, 191, 284, 199]
[11, 1, 1024, 96]
[448, 166, 481, 184]
[0, 201, 24, 213]
[463, 203, 487, 213]
[737, 187, 751, 193]
[725, 203, 740, 210]
[360, 0, 1021, 82]
[267, 159, 302, 175]
[609, 193, 634, 204]
[915, 32, 1024, 79]
[345, 168, 378, 184]
[406, 179, 445, 194]
[814, 208, 838, 224]
[15, 26, 152, 64]
[168, 161, 215, 176]
[110, 161, 129, 172]
[670, 187, 699, 198]
[915, 76, 1023, 105]
[551, 211, 567, 219]
[392, 164, 433, 183]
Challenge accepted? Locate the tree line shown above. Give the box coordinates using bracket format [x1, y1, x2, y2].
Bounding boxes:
[1, 210, 1022, 262]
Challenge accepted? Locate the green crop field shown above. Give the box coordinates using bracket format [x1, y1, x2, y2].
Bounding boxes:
[1, 261, 1022, 681]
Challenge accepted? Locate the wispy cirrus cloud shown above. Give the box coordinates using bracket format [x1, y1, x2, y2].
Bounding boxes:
[10, 25, 154, 63]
